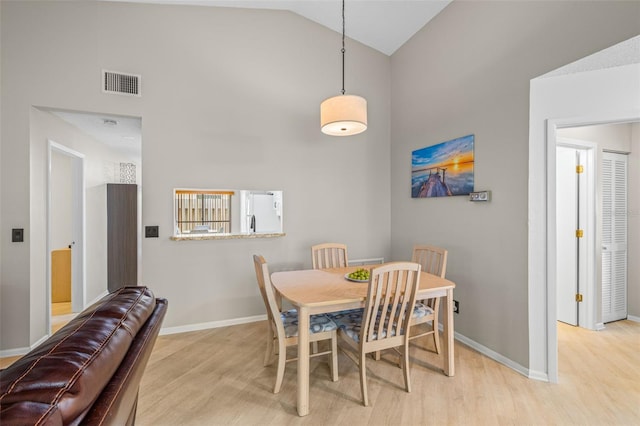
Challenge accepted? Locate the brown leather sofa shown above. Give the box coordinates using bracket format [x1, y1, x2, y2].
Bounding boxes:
[0, 286, 167, 425]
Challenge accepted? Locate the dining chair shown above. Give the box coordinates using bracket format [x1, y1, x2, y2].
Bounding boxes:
[309, 243, 348, 352]
[253, 255, 339, 394]
[311, 243, 349, 269]
[332, 262, 421, 406]
[409, 244, 448, 354]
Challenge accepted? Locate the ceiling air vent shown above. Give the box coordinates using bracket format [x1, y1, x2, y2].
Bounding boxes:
[102, 70, 141, 97]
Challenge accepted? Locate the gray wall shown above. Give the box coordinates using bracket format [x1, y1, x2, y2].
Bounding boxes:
[0, 1, 391, 350]
[389, 1, 640, 368]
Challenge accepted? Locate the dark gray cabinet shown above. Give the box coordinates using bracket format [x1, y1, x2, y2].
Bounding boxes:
[107, 183, 138, 292]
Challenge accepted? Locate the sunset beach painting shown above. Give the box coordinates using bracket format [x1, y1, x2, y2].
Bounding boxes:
[411, 134, 474, 198]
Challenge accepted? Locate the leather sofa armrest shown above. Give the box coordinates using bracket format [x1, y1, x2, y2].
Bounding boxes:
[81, 298, 168, 426]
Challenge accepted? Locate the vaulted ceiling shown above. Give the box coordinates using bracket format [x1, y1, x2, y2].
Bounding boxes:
[109, 0, 452, 56]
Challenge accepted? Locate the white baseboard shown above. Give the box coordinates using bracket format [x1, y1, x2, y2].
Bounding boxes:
[595, 322, 606, 330]
[433, 321, 536, 380]
[0, 334, 50, 359]
[627, 315, 640, 323]
[527, 369, 550, 382]
[86, 290, 109, 307]
[160, 314, 267, 336]
[0, 346, 30, 358]
[451, 328, 532, 379]
[30, 334, 49, 350]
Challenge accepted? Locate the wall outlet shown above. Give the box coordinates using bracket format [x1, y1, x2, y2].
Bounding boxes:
[453, 300, 459, 314]
[145, 226, 159, 238]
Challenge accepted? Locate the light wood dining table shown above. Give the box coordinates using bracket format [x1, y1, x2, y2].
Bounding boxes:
[270, 265, 456, 417]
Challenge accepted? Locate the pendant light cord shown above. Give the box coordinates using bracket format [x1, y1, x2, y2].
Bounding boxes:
[341, 0, 346, 95]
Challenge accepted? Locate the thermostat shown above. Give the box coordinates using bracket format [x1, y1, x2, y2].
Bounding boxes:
[469, 191, 491, 202]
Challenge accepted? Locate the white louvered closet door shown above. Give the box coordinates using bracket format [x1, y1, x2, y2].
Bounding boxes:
[601, 152, 628, 323]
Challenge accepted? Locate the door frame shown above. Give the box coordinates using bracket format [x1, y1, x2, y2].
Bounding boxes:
[555, 138, 598, 329]
[47, 140, 86, 331]
[544, 116, 636, 383]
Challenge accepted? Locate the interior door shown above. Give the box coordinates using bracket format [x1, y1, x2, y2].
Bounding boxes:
[557, 146, 587, 325]
[556, 146, 578, 325]
[601, 152, 628, 323]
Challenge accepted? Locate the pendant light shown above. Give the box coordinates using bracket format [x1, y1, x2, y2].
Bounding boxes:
[320, 0, 367, 136]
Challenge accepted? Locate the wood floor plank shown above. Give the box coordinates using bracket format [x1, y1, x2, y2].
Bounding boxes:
[134, 320, 639, 425]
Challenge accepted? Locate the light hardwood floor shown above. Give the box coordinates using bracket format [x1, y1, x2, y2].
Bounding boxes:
[51, 301, 72, 316]
[51, 302, 75, 334]
[135, 320, 639, 425]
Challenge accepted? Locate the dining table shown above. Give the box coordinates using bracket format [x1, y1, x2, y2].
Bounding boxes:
[270, 264, 456, 417]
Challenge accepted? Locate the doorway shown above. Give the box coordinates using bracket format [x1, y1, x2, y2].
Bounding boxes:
[546, 120, 637, 385]
[555, 124, 634, 332]
[47, 140, 85, 333]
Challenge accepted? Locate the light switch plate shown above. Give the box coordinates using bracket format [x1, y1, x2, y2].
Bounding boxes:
[469, 190, 491, 202]
[12, 228, 24, 242]
[145, 226, 159, 238]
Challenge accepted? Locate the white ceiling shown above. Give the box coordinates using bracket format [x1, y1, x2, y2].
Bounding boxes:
[110, 0, 452, 56]
[541, 35, 640, 78]
[49, 110, 142, 160]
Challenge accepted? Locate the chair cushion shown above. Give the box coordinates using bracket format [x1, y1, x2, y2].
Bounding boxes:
[329, 309, 365, 339]
[281, 310, 337, 338]
[413, 302, 434, 319]
[331, 309, 399, 342]
[329, 309, 364, 322]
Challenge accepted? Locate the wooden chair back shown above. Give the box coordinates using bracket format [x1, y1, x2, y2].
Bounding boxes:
[254, 254, 339, 393]
[311, 243, 349, 269]
[360, 262, 421, 350]
[253, 255, 284, 336]
[412, 245, 448, 278]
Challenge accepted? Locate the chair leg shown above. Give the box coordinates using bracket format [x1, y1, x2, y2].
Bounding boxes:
[330, 334, 339, 382]
[312, 341, 319, 354]
[373, 351, 381, 361]
[432, 298, 441, 354]
[432, 322, 441, 354]
[402, 343, 411, 393]
[264, 324, 274, 366]
[359, 351, 369, 406]
[273, 340, 287, 394]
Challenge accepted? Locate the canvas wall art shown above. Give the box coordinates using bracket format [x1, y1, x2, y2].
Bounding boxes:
[411, 134, 474, 198]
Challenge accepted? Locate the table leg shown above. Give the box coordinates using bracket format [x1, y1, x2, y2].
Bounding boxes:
[442, 289, 455, 376]
[297, 306, 310, 416]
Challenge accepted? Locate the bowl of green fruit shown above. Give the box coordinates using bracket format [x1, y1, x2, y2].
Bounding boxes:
[345, 268, 370, 283]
